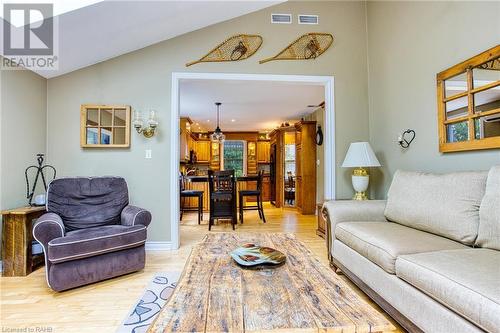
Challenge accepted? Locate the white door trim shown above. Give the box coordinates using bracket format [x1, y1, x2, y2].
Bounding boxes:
[170, 72, 336, 249]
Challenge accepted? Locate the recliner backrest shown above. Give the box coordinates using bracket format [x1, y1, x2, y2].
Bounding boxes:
[47, 177, 129, 231]
[385, 170, 488, 245]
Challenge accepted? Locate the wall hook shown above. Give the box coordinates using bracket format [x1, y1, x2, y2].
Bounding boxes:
[398, 129, 416, 149]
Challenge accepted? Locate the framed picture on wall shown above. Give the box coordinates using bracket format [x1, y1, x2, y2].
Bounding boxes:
[80, 105, 131, 148]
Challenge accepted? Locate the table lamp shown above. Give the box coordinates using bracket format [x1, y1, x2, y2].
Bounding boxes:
[342, 142, 381, 200]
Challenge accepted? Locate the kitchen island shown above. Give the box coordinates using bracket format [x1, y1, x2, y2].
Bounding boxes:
[181, 174, 271, 211]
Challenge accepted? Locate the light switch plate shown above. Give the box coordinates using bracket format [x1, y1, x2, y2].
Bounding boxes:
[145, 149, 152, 159]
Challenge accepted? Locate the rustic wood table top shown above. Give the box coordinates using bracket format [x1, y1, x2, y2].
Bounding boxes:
[148, 233, 395, 333]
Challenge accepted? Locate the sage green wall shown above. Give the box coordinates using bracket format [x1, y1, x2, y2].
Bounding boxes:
[47, 1, 370, 242]
[0, 67, 47, 255]
[366, 1, 500, 198]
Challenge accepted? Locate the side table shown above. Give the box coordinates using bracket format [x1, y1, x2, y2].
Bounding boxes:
[1, 206, 46, 276]
[316, 203, 326, 239]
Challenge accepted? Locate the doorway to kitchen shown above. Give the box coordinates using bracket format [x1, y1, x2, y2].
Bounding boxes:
[171, 73, 335, 249]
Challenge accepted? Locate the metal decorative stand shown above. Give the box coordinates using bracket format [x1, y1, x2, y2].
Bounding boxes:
[25, 154, 56, 206]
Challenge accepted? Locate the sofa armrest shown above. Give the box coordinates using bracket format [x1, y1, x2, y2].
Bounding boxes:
[121, 205, 152, 227]
[322, 200, 387, 260]
[323, 200, 387, 224]
[33, 213, 65, 248]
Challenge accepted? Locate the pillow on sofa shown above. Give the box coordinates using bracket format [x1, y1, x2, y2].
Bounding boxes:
[385, 170, 487, 245]
[476, 166, 500, 250]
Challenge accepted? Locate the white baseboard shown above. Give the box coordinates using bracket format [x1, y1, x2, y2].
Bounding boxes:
[145, 241, 173, 251]
[0, 260, 2, 273]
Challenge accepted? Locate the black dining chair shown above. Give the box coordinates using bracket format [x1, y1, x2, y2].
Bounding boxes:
[284, 174, 295, 205]
[208, 170, 237, 230]
[179, 173, 204, 224]
[238, 170, 266, 224]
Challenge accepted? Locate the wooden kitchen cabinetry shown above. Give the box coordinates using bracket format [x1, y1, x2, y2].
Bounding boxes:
[257, 141, 270, 163]
[295, 121, 316, 215]
[247, 141, 258, 175]
[180, 118, 193, 162]
[262, 175, 271, 201]
[210, 142, 220, 171]
[195, 140, 210, 163]
[246, 175, 270, 202]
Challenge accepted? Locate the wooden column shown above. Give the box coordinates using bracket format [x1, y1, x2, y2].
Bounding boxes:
[295, 120, 317, 215]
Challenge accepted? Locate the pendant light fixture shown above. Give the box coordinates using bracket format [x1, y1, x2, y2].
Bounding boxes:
[210, 102, 225, 143]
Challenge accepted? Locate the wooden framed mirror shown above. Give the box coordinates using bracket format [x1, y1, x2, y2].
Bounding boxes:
[80, 105, 131, 148]
[437, 45, 500, 152]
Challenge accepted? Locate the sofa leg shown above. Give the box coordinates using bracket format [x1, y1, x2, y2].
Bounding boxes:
[329, 259, 342, 275]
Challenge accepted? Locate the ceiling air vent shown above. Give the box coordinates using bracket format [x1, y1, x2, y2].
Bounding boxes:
[271, 13, 292, 24]
[298, 14, 319, 25]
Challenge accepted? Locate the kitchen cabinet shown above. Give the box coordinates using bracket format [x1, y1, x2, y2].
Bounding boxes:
[262, 175, 270, 201]
[196, 140, 210, 163]
[180, 118, 193, 162]
[245, 175, 270, 202]
[210, 142, 220, 170]
[257, 141, 270, 163]
[247, 141, 257, 175]
[183, 182, 209, 211]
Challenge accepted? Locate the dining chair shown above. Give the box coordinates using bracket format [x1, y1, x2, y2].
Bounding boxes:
[284, 174, 295, 205]
[179, 173, 204, 224]
[238, 170, 266, 224]
[208, 169, 237, 230]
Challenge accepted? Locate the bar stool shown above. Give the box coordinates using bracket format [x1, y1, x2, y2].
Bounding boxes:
[239, 170, 266, 224]
[179, 173, 204, 224]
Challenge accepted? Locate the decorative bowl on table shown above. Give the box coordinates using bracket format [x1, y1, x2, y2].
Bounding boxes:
[230, 243, 286, 267]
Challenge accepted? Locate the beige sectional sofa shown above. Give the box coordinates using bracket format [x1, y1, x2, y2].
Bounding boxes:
[324, 166, 500, 333]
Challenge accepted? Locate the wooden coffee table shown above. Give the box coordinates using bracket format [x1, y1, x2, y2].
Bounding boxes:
[148, 233, 395, 332]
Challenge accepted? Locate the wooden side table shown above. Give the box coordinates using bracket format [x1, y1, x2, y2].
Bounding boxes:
[316, 203, 326, 239]
[1, 206, 46, 276]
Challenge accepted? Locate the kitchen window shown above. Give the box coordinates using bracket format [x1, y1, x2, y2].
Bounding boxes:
[222, 140, 246, 177]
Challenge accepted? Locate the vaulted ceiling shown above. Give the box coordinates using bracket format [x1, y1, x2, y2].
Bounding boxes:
[0, 1, 282, 78]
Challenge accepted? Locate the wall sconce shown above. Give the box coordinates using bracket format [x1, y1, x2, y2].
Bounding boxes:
[397, 129, 415, 149]
[134, 110, 158, 138]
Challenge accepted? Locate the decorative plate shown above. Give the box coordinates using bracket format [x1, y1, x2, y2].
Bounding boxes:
[230, 243, 286, 267]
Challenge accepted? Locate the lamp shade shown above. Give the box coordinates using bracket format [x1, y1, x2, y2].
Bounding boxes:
[342, 142, 381, 168]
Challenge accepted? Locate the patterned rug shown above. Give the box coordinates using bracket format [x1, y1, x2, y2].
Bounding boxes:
[117, 272, 180, 333]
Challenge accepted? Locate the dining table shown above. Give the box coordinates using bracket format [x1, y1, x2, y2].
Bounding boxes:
[184, 175, 259, 183]
[184, 174, 261, 220]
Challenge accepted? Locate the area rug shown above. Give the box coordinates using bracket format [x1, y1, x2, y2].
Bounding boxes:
[116, 272, 180, 333]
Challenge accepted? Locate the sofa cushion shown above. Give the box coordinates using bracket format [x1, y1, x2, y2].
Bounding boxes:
[335, 222, 468, 274]
[47, 177, 129, 231]
[385, 170, 487, 245]
[396, 249, 500, 333]
[48, 225, 146, 264]
[477, 165, 500, 250]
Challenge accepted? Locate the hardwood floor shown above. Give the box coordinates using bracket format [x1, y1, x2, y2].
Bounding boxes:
[0, 204, 403, 332]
